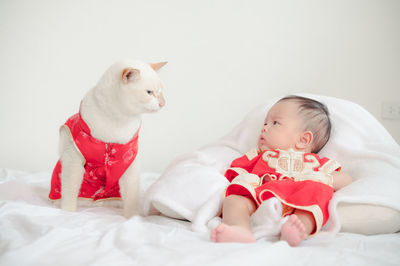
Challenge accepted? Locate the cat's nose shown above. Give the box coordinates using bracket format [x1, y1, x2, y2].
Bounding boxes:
[158, 94, 165, 107]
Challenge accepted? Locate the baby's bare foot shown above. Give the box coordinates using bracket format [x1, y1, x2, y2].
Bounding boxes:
[280, 215, 308, 247]
[210, 223, 256, 243]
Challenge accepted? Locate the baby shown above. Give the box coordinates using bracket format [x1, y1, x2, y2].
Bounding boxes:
[211, 95, 352, 246]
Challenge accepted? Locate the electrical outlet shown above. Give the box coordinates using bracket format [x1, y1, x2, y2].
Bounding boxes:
[381, 102, 400, 120]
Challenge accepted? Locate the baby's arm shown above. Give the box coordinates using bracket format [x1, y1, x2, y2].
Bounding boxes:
[331, 171, 352, 191]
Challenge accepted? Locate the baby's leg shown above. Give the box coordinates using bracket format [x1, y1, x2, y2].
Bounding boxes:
[280, 209, 315, 247]
[211, 195, 256, 243]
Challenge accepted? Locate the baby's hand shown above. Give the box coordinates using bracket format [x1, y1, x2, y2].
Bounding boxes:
[261, 174, 277, 183]
[332, 171, 352, 191]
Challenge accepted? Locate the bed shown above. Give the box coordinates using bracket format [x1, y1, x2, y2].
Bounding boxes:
[1, 94, 400, 266]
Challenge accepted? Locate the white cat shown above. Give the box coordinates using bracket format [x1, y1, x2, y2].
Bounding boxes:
[49, 59, 167, 217]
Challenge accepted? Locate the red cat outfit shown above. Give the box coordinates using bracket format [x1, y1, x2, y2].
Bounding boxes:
[49, 113, 139, 202]
[224, 149, 341, 234]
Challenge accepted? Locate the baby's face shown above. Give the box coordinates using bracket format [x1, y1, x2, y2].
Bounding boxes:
[258, 100, 304, 152]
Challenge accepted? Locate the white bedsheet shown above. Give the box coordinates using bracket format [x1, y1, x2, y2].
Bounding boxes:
[1, 169, 399, 266]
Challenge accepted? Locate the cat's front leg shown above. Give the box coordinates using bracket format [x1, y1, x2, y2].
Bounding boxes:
[59, 127, 85, 211]
[119, 152, 141, 218]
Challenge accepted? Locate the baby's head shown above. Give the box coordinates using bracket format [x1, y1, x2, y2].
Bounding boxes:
[258, 95, 331, 153]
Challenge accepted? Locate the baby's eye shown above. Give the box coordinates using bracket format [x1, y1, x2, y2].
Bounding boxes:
[273, 121, 279, 125]
[146, 90, 153, 95]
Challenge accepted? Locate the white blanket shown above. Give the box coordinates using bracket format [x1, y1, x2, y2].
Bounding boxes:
[1, 169, 400, 266]
[143, 94, 400, 236]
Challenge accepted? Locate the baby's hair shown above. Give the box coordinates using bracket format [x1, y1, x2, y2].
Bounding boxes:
[278, 95, 331, 153]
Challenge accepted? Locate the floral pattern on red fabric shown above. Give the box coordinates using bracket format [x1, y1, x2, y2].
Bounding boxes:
[49, 113, 139, 201]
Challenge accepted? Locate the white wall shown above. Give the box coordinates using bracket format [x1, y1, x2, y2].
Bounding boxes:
[1, 0, 399, 173]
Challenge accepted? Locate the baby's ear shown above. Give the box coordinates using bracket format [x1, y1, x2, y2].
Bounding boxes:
[149, 61, 167, 71]
[121, 68, 141, 84]
[296, 131, 313, 150]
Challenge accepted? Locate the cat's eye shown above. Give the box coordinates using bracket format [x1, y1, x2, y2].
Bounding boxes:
[146, 90, 153, 95]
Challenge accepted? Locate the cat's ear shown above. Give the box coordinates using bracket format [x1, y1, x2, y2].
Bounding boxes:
[122, 68, 141, 84]
[149, 61, 167, 71]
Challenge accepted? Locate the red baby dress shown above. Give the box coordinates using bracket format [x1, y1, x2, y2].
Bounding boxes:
[49, 113, 139, 202]
[224, 149, 341, 234]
